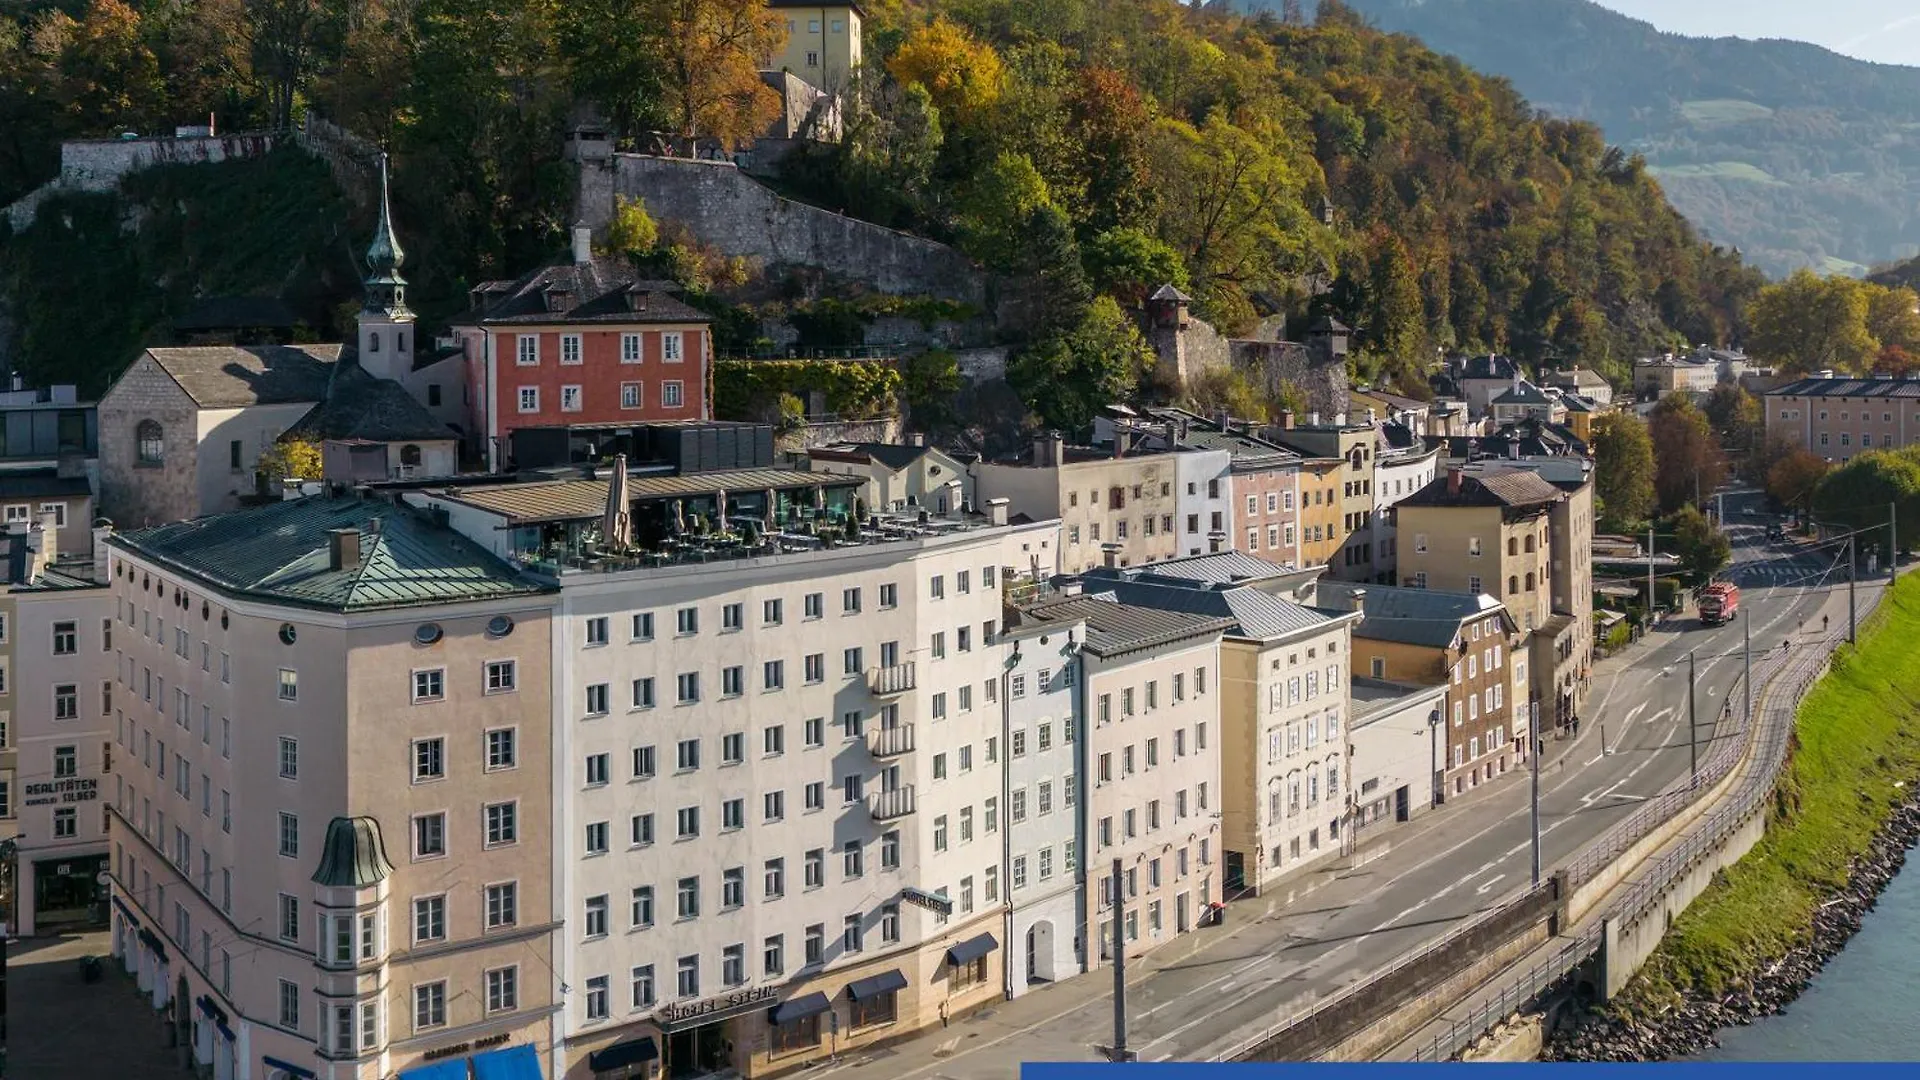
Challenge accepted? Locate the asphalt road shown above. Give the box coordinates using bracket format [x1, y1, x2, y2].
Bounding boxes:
[811, 494, 1856, 1078]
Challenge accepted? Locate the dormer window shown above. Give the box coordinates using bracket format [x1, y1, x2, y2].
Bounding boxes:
[544, 287, 574, 313]
[625, 287, 649, 313]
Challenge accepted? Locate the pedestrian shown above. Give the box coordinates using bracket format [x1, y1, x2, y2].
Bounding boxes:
[1572, 716, 1580, 737]
[1823, 614, 1830, 632]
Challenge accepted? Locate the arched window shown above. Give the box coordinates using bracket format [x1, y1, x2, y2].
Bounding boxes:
[400, 444, 422, 467]
[368, 332, 381, 353]
[1507, 536, 1518, 556]
[1525, 572, 1536, 591]
[1508, 575, 1519, 593]
[1524, 534, 1536, 553]
[396, 330, 408, 354]
[136, 420, 164, 464]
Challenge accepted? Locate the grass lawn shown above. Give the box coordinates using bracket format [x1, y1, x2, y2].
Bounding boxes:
[1624, 572, 1920, 1005]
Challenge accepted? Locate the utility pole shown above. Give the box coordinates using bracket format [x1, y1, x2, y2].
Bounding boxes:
[1892, 501, 1899, 580]
[1744, 608, 1753, 731]
[1849, 533, 1858, 644]
[1529, 699, 1542, 888]
[1687, 650, 1698, 786]
[1110, 858, 1129, 1062]
[1647, 523, 1657, 631]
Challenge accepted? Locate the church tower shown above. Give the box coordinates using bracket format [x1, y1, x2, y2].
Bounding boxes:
[357, 153, 414, 382]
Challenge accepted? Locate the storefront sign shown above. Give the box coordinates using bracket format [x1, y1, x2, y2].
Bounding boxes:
[23, 777, 98, 807]
[422, 1031, 511, 1061]
[656, 986, 777, 1029]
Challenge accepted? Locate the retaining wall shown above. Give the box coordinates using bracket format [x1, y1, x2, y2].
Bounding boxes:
[1599, 804, 1769, 999]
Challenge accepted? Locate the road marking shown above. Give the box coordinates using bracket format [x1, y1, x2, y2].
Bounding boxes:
[1475, 874, 1507, 896]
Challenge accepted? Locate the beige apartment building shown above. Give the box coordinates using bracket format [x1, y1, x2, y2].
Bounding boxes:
[106, 497, 560, 1080]
[767, 1, 863, 93]
[1321, 583, 1521, 798]
[1763, 375, 1920, 461]
[1271, 418, 1376, 579]
[1088, 553, 1357, 894]
[973, 435, 1182, 573]
[1016, 595, 1227, 965]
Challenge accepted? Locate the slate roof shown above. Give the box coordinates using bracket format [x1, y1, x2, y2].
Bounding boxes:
[1540, 368, 1609, 390]
[1091, 576, 1336, 640]
[1172, 426, 1298, 469]
[1120, 549, 1296, 586]
[284, 362, 455, 444]
[812, 442, 941, 472]
[1765, 376, 1920, 399]
[1459, 354, 1519, 380]
[1148, 283, 1193, 303]
[1491, 380, 1553, 406]
[1318, 581, 1509, 648]
[454, 255, 710, 326]
[1399, 468, 1562, 509]
[1019, 595, 1231, 658]
[1559, 393, 1596, 413]
[112, 497, 548, 611]
[143, 345, 341, 408]
[0, 469, 91, 500]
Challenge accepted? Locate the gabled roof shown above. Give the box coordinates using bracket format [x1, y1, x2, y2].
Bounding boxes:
[1148, 283, 1193, 303]
[1318, 581, 1511, 648]
[284, 362, 456, 444]
[1121, 549, 1296, 586]
[1559, 393, 1596, 413]
[453, 255, 710, 326]
[1540, 368, 1608, 389]
[1093, 577, 1336, 640]
[140, 345, 341, 408]
[112, 497, 549, 612]
[1019, 595, 1231, 658]
[1765, 376, 1920, 399]
[810, 442, 949, 473]
[1491, 380, 1553, 406]
[1460, 354, 1519, 381]
[1399, 468, 1562, 510]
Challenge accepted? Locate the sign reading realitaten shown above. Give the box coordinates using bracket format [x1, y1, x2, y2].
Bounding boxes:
[23, 776, 98, 806]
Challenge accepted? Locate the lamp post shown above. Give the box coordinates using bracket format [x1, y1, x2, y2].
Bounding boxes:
[1660, 650, 1699, 785]
[1529, 699, 1542, 888]
[1428, 708, 1444, 808]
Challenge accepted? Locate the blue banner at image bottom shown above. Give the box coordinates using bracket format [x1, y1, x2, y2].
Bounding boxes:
[1020, 1065, 1908, 1078]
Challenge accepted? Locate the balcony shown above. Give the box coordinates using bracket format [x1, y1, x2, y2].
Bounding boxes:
[868, 662, 917, 696]
[866, 785, 917, 821]
[867, 723, 916, 758]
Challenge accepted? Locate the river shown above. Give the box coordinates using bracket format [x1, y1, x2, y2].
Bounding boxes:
[1696, 847, 1920, 1060]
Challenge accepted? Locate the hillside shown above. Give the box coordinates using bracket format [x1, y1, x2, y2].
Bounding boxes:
[1261, 0, 1920, 278]
[1, 0, 1761, 414]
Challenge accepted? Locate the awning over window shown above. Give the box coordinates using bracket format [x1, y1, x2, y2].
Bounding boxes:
[395, 1060, 466, 1080]
[264, 1056, 318, 1080]
[845, 969, 908, 1001]
[111, 896, 139, 925]
[471, 1044, 542, 1080]
[587, 1037, 659, 1073]
[137, 927, 167, 963]
[946, 932, 999, 966]
[768, 992, 832, 1025]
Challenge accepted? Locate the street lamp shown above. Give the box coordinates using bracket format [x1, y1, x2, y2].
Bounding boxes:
[1427, 707, 1444, 808]
[1661, 650, 1699, 786]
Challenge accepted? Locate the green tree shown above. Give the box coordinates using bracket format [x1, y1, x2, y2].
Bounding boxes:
[1746, 269, 1878, 375]
[1361, 229, 1424, 376]
[897, 349, 963, 433]
[1648, 392, 1726, 513]
[603, 195, 659, 258]
[1083, 227, 1188, 308]
[1184, 366, 1266, 423]
[556, 0, 667, 136]
[1701, 383, 1761, 451]
[1668, 505, 1731, 587]
[1008, 296, 1150, 434]
[244, 0, 342, 132]
[1019, 202, 1093, 338]
[955, 151, 1053, 271]
[1591, 412, 1656, 530]
[1812, 449, 1920, 559]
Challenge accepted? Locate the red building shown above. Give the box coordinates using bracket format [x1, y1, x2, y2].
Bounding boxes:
[453, 228, 713, 469]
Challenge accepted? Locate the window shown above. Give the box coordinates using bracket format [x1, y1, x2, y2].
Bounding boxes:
[278, 812, 299, 857]
[412, 669, 444, 702]
[677, 672, 700, 703]
[560, 385, 583, 412]
[561, 333, 582, 365]
[631, 885, 655, 928]
[414, 813, 445, 858]
[485, 882, 518, 928]
[53, 620, 76, 655]
[279, 893, 301, 942]
[631, 813, 655, 845]
[622, 332, 642, 363]
[722, 666, 744, 697]
[516, 334, 539, 365]
[54, 806, 76, 837]
[804, 716, 824, 747]
[662, 381, 685, 408]
[843, 587, 862, 613]
[280, 979, 302, 1031]
[762, 660, 784, 691]
[278, 737, 299, 779]
[585, 895, 609, 937]
[843, 914, 864, 952]
[414, 738, 444, 781]
[486, 967, 518, 1013]
[586, 820, 611, 854]
[517, 386, 540, 413]
[487, 728, 517, 769]
[632, 745, 657, 778]
[413, 896, 447, 943]
[485, 801, 518, 846]
[677, 806, 700, 839]
[135, 419, 167, 464]
[585, 682, 610, 715]
[806, 849, 825, 888]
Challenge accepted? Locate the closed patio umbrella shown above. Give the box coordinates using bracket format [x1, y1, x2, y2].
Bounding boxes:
[603, 455, 632, 549]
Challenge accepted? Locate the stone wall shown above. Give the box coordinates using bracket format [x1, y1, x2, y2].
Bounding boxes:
[577, 154, 990, 305]
[1232, 338, 1350, 419]
[97, 355, 202, 529]
[7, 132, 281, 233]
[296, 116, 379, 208]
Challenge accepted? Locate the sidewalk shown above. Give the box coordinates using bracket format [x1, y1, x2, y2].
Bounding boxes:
[6, 930, 182, 1079]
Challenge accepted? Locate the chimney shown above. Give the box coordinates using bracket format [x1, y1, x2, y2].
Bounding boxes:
[91, 519, 112, 582]
[1278, 409, 1295, 431]
[1348, 587, 1366, 616]
[572, 224, 592, 265]
[1215, 409, 1231, 431]
[1447, 466, 1464, 495]
[328, 527, 362, 571]
[1308, 411, 1321, 427]
[907, 432, 925, 447]
[1032, 432, 1064, 468]
[987, 497, 1009, 527]
[1102, 543, 1121, 569]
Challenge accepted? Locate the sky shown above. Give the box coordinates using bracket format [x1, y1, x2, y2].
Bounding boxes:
[1591, 1, 1920, 67]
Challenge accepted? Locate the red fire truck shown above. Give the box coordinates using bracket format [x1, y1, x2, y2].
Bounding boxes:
[1698, 582, 1740, 626]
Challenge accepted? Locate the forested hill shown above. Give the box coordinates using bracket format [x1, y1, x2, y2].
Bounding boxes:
[3, 0, 1758, 399]
[1278, 0, 1920, 278]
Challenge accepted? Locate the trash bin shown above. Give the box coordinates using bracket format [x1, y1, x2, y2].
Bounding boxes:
[80, 955, 102, 982]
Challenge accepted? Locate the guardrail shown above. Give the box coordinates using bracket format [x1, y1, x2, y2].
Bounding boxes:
[1222, 582, 1885, 1065]
[1406, 589, 1881, 1062]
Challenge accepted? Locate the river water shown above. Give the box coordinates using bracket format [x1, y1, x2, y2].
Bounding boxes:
[1695, 849, 1920, 1060]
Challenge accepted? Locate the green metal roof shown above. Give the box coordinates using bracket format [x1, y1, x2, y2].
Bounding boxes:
[112, 496, 551, 612]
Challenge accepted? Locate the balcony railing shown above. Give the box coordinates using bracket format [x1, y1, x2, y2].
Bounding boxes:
[866, 724, 916, 758]
[866, 786, 917, 821]
[868, 662, 916, 696]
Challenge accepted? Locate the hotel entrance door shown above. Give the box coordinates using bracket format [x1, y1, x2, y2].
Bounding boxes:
[666, 1023, 728, 1078]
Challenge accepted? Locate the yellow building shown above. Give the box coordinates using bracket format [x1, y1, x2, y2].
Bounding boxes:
[767, 2, 864, 93]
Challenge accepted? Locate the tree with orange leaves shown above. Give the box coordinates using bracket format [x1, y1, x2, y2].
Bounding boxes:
[652, 0, 786, 149]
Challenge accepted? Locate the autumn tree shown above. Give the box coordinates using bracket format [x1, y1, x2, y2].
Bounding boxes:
[1746, 269, 1877, 375]
[1591, 412, 1656, 530]
[603, 195, 660, 258]
[1361, 229, 1424, 378]
[1701, 383, 1761, 451]
[1648, 393, 1726, 513]
[55, 0, 165, 132]
[1185, 366, 1267, 423]
[652, 0, 786, 147]
[258, 437, 323, 485]
[887, 16, 1002, 118]
[1765, 445, 1829, 513]
[1067, 66, 1155, 235]
[1864, 282, 1920, 355]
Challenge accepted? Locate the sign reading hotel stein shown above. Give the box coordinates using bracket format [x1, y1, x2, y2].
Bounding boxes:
[22, 777, 98, 807]
[657, 986, 777, 1029]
